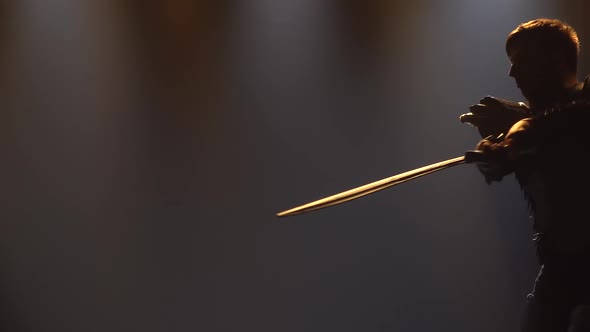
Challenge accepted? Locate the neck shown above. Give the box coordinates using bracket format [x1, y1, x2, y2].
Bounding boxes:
[528, 76, 579, 110]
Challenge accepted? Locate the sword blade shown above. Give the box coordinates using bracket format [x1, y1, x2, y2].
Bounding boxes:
[277, 155, 467, 217]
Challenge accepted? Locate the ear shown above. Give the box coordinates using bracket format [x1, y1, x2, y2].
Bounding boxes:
[547, 49, 570, 69]
[540, 49, 574, 79]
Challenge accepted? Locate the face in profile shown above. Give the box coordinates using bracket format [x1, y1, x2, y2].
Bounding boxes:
[508, 45, 566, 104]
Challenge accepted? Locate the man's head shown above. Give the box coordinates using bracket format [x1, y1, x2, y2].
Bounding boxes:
[505, 18, 580, 106]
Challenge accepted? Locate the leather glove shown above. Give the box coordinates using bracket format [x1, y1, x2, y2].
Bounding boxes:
[475, 136, 514, 184]
[460, 96, 531, 138]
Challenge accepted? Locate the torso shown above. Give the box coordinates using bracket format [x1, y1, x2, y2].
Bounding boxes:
[508, 78, 590, 254]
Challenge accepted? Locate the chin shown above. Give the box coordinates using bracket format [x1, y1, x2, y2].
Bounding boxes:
[519, 89, 533, 101]
[519, 85, 538, 98]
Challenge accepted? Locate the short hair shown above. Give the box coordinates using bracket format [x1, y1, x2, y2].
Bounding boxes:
[506, 18, 580, 73]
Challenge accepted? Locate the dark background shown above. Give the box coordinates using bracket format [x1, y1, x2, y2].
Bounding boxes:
[1, 1, 589, 331]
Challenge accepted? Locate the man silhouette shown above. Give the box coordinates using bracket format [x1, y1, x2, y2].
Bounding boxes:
[460, 18, 590, 332]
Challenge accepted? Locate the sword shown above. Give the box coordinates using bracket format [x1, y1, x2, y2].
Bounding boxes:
[276, 150, 485, 217]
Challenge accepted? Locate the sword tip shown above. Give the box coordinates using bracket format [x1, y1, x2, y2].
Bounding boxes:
[276, 209, 295, 218]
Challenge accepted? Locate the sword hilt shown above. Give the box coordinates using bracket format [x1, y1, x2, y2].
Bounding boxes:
[464, 150, 487, 164]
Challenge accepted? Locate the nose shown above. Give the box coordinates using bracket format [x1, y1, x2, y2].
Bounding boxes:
[509, 64, 515, 77]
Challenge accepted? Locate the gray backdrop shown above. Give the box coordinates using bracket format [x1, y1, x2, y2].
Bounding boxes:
[1, 1, 588, 331]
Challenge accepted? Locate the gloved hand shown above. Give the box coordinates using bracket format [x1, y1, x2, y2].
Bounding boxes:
[460, 96, 531, 139]
[474, 137, 514, 184]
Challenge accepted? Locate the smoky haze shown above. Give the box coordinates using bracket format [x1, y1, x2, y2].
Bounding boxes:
[1, 1, 588, 331]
